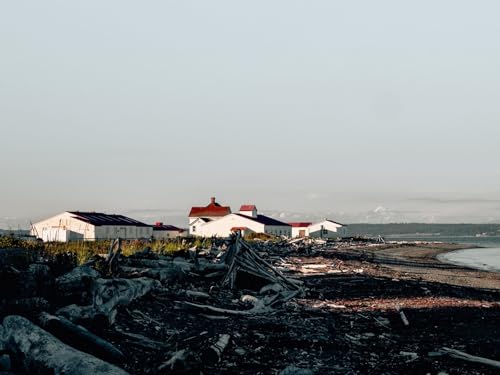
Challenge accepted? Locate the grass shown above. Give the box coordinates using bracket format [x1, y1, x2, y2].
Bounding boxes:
[0, 235, 215, 266]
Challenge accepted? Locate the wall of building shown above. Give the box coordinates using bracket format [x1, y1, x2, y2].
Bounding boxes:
[291, 227, 310, 238]
[32, 212, 153, 242]
[31, 212, 95, 241]
[196, 214, 265, 237]
[94, 225, 152, 240]
[308, 221, 347, 239]
[264, 225, 292, 237]
[152, 230, 185, 240]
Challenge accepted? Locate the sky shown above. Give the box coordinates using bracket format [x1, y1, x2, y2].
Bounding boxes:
[1, 1, 500, 227]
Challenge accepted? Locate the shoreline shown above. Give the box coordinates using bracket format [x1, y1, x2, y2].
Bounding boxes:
[328, 241, 500, 290]
[437, 247, 500, 273]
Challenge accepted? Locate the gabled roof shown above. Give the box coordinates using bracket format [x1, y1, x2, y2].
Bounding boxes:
[67, 211, 150, 227]
[189, 197, 231, 218]
[190, 217, 210, 225]
[288, 222, 313, 228]
[235, 214, 290, 227]
[318, 219, 346, 227]
[239, 205, 256, 211]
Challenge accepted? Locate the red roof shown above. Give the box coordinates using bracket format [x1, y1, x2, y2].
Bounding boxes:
[239, 205, 256, 211]
[230, 226, 248, 231]
[288, 222, 312, 228]
[189, 197, 231, 218]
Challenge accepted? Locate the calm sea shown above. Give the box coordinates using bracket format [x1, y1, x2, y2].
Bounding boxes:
[385, 234, 500, 272]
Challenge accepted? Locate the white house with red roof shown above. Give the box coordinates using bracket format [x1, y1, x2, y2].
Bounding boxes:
[188, 197, 232, 236]
[289, 219, 347, 239]
[289, 222, 313, 238]
[188, 199, 291, 238]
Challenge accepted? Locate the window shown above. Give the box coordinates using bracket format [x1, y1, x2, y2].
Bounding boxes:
[192, 226, 196, 232]
[322, 229, 328, 234]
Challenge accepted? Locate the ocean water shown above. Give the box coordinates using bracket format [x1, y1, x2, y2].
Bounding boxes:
[385, 234, 500, 272]
[437, 248, 500, 272]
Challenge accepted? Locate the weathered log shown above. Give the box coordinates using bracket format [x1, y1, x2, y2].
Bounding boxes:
[185, 290, 210, 300]
[119, 266, 186, 283]
[37, 312, 125, 363]
[202, 334, 231, 364]
[0, 315, 129, 375]
[396, 306, 410, 326]
[176, 301, 253, 316]
[434, 347, 500, 369]
[279, 365, 314, 375]
[0, 353, 11, 371]
[1, 264, 51, 299]
[55, 265, 101, 305]
[113, 326, 166, 350]
[158, 349, 199, 373]
[1, 297, 50, 317]
[106, 238, 122, 274]
[124, 258, 186, 269]
[57, 277, 160, 327]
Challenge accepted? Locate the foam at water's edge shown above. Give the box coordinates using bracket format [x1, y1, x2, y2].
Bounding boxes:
[438, 248, 500, 273]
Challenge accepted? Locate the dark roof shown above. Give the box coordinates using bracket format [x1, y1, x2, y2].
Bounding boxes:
[235, 214, 291, 227]
[189, 198, 231, 217]
[67, 211, 150, 227]
[152, 224, 185, 232]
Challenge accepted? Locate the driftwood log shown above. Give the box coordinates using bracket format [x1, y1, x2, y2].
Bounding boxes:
[0, 315, 129, 375]
[1, 263, 50, 299]
[432, 347, 500, 369]
[279, 365, 314, 375]
[57, 277, 160, 327]
[119, 266, 184, 282]
[37, 312, 125, 363]
[158, 349, 199, 373]
[1, 297, 50, 317]
[202, 334, 231, 364]
[55, 265, 101, 305]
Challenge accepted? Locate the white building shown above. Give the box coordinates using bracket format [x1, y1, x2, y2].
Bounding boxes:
[192, 204, 291, 238]
[188, 197, 231, 236]
[31, 211, 153, 242]
[309, 220, 347, 238]
[152, 222, 187, 239]
[289, 220, 347, 239]
[289, 222, 313, 238]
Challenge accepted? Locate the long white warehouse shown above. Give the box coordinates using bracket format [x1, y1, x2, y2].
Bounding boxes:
[31, 211, 153, 242]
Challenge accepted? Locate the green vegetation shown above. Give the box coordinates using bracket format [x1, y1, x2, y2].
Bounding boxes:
[0, 235, 43, 251]
[0, 235, 215, 266]
[245, 232, 278, 241]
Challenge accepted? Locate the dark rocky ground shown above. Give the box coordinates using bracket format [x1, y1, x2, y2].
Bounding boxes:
[104, 245, 500, 374]
[1, 242, 499, 374]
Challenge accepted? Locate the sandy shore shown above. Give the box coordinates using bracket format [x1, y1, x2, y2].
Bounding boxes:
[330, 242, 500, 290]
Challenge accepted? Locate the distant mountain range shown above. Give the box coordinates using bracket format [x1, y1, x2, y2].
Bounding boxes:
[2, 206, 499, 232]
[346, 223, 500, 237]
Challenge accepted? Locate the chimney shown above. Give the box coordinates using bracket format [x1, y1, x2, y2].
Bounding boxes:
[210, 197, 216, 204]
[155, 222, 163, 227]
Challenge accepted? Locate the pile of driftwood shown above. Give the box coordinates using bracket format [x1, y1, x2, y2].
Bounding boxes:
[0, 235, 305, 374]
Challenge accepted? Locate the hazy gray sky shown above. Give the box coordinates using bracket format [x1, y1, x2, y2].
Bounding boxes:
[2, 1, 500, 225]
